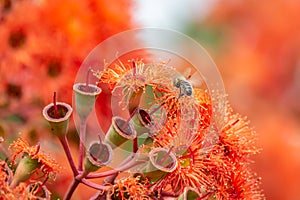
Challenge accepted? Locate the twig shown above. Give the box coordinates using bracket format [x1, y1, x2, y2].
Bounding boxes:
[78, 119, 87, 171]
[81, 179, 111, 191]
[59, 136, 78, 176]
[86, 155, 144, 179]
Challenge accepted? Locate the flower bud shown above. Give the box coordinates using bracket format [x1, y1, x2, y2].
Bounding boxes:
[10, 154, 40, 188]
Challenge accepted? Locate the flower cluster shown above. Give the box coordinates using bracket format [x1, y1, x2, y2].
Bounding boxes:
[0, 4, 266, 195]
[0, 54, 264, 199]
[0, 0, 266, 199]
[91, 59, 265, 199]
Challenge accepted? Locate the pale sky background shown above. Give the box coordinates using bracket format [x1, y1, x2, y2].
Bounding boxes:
[133, 0, 217, 30]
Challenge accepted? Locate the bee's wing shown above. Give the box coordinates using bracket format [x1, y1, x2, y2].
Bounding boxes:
[188, 71, 204, 88]
[181, 67, 204, 88]
[182, 67, 192, 79]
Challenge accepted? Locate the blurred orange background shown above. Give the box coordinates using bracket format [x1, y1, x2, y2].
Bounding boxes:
[188, 1, 300, 199]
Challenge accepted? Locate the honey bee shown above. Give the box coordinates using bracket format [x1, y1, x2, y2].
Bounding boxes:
[173, 76, 193, 97]
[173, 67, 204, 98]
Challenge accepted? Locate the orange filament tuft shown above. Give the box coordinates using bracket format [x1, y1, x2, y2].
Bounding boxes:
[94, 59, 131, 90]
[33, 143, 41, 156]
[109, 176, 151, 199]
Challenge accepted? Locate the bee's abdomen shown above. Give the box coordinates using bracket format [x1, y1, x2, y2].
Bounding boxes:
[180, 80, 193, 96]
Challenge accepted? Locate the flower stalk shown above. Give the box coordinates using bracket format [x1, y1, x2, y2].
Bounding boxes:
[73, 75, 101, 171]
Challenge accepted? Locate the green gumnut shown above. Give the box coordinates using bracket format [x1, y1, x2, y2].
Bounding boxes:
[177, 187, 201, 200]
[84, 141, 113, 173]
[73, 83, 101, 120]
[131, 107, 154, 136]
[144, 148, 177, 182]
[104, 116, 136, 149]
[42, 102, 72, 138]
[128, 87, 144, 114]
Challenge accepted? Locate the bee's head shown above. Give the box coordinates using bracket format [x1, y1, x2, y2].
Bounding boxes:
[173, 76, 182, 88]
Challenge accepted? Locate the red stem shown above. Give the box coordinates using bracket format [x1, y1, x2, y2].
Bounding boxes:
[53, 91, 59, 118]
[64, 171, 89, 200]
[33, 176, 48, 196]
[98, 135, 102, 144]
[161, 191, 179, 198]
[81, 179, 111, 191]
[149, 102, 165, 116]
[78, 119, 87, 171]
[86, 155, 144, 179]
[85, 67, 91, 92]
[157, 146, 174, 166]
[132, 59, 136, 77]
[59, 136, 78, 176]
[64, 179, 80, 200]
[133, 137, 138, 153]
[122, 108, 138, 130]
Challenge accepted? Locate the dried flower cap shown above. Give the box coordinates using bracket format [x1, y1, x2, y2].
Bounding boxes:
[178, 187, 201, 200]
[42, 102, 72, 138]
[73, 83, 101, 120]
[84, 141, 113, 173]
[145, 147, 178, 182]
[131, 107, 154, 136]
[104, 116, 137, 149]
